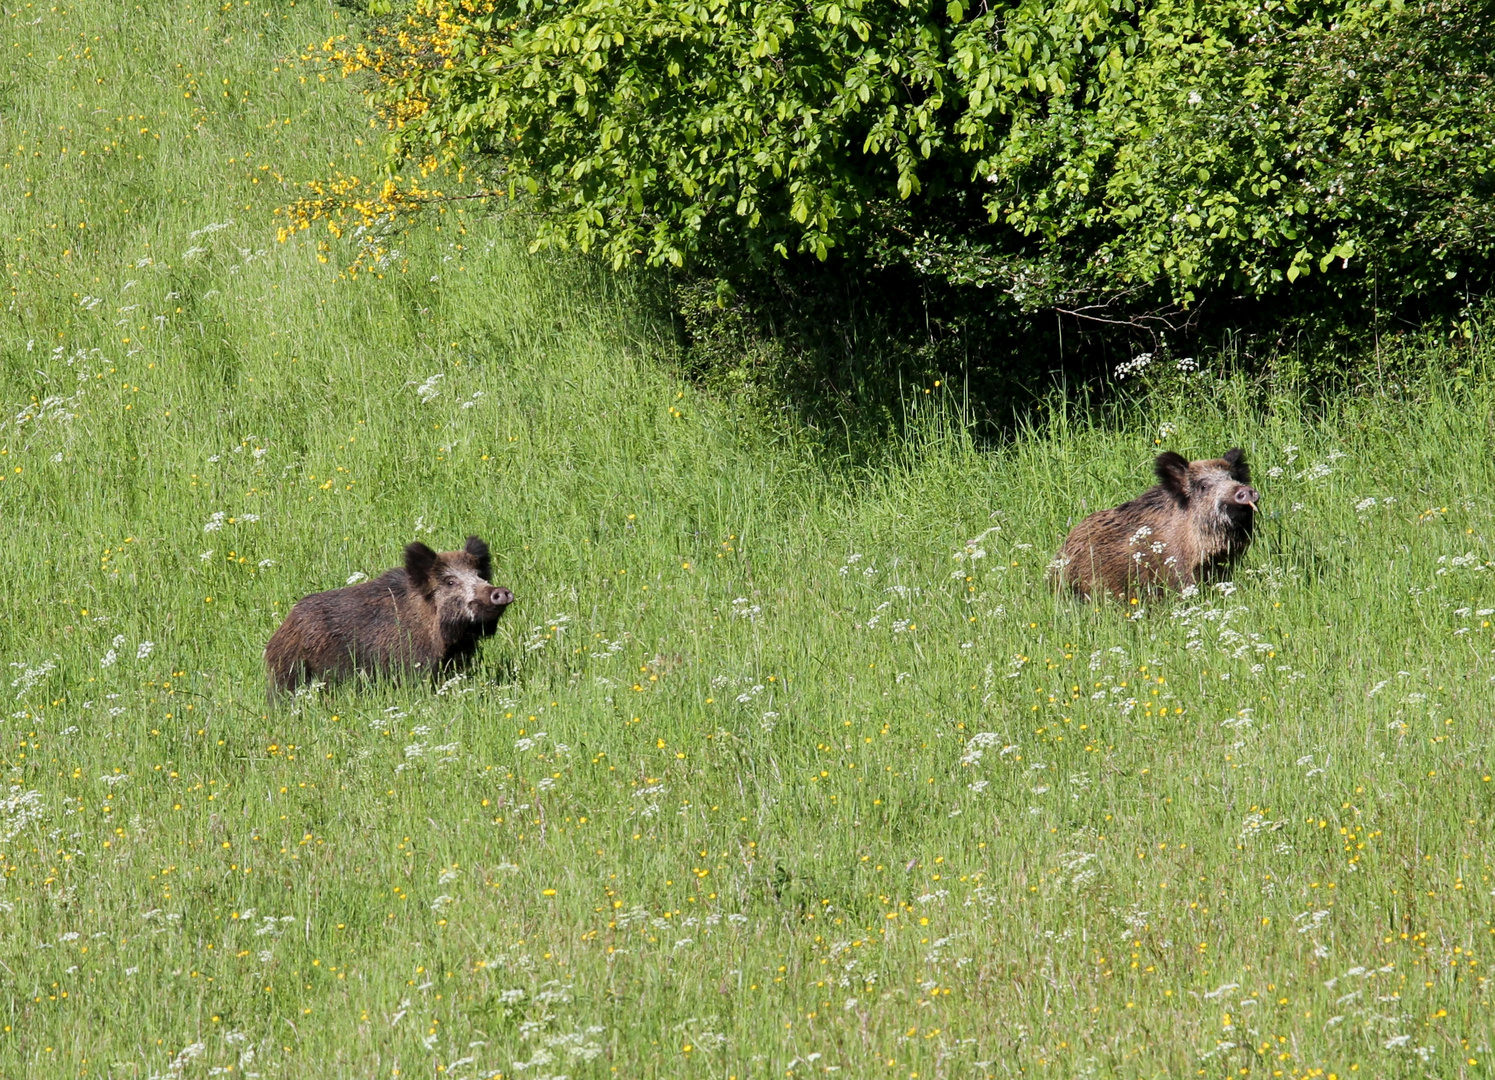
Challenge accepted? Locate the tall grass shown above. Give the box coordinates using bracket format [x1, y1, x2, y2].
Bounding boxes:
[1, 0, 1492, 1076]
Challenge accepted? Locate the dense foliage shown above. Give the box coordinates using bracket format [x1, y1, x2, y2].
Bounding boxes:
[329, 0, 1495, 328]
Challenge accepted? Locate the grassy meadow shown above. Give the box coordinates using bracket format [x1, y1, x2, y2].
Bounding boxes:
[3, 0, 1495, 1076]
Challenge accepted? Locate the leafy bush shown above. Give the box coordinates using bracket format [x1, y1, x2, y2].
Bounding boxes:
[318, 0, 1495, 387]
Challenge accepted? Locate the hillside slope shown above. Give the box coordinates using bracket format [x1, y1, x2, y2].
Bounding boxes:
[1, 0, 1493, 1075]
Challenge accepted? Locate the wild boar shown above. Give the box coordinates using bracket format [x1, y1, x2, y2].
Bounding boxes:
[265, 536, 514, 695]
[1051, 449, 1258, 599]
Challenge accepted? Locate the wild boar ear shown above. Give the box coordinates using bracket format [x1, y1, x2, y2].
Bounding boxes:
[1154, 451, 1191, 505]
[404, 541, 438, 590]
[1223, 447, 1250, 483]
[464, 536, 492, 580]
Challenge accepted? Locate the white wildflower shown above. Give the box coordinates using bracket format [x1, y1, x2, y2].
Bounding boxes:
[410, 374, 444, 403]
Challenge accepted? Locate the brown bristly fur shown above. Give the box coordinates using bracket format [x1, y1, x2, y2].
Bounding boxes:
[1051, 449, 1259, 600]
[264, 536, 514, 697]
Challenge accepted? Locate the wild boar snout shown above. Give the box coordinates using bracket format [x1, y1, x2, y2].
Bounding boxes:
[491, 586, 514, 607]
[1233, 485, 1259, 506]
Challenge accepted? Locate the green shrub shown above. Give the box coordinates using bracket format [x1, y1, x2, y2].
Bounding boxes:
[298, 0, 1493, 423]
[341, 0, 1494, 314]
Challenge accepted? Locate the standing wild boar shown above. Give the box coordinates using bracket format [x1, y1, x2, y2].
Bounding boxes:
[264, 536, 514, 695]
[1051, 449, 1259, 599]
